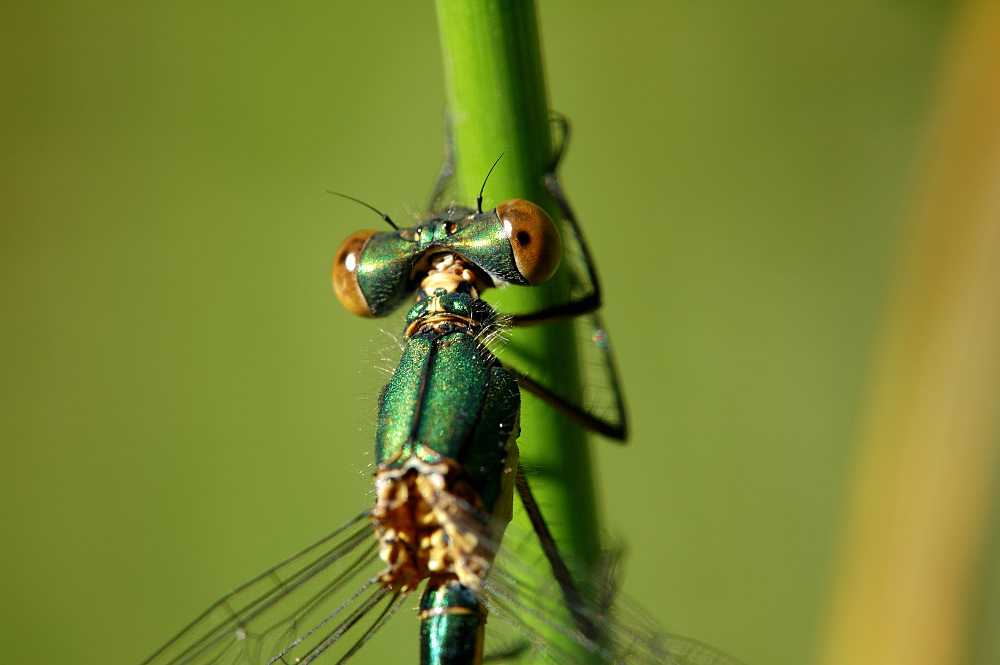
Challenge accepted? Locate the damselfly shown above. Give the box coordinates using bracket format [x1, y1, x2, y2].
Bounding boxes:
[140, 120, 743, 665]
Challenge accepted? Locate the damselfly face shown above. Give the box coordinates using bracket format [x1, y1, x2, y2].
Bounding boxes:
[332, 199, 561, 319]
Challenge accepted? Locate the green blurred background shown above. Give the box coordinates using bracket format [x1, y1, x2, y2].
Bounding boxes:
[0, 2, 954, 664]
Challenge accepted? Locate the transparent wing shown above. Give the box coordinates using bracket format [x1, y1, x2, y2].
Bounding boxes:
[575, 312, 627, 441]
[143, 496, 744, 665]
[140, 512, 391, 665]
[432, 487, 746, 665]
[479, 508, 747, 665]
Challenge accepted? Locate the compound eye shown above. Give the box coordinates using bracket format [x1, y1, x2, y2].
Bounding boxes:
[332, 230, 377, 317]
[495, 199, 562, 286]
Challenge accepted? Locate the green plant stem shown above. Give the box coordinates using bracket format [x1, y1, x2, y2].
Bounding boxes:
[435, 0, 602, 577]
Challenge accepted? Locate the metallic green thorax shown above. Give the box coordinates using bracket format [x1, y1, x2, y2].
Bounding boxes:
[356, 208, 528, 317]
[375, 290, 520, 513]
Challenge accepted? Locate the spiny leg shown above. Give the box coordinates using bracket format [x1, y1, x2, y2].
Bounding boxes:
[513, 365, 626, 441]
[514, 468, 601, 643]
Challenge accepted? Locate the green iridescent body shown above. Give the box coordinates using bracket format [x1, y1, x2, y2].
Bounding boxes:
[342, 196, 573, 665]
[371, 285, 519, 665]
[338, 198, 542, 663]
[376, 291, 520, 514]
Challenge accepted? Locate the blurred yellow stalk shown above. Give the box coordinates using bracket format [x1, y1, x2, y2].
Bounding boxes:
[818, 2, 1000, 665]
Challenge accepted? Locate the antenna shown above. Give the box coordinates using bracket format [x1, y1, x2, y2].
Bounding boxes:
[477, 152, 505, 214]
[327, 191, 398, 230]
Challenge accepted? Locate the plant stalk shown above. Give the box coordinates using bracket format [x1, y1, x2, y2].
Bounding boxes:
[435, 0, 603, 584]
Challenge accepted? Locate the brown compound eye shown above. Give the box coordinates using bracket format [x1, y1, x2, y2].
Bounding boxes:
[332, 230, 377, 317]
[495, 199, 562, 286]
